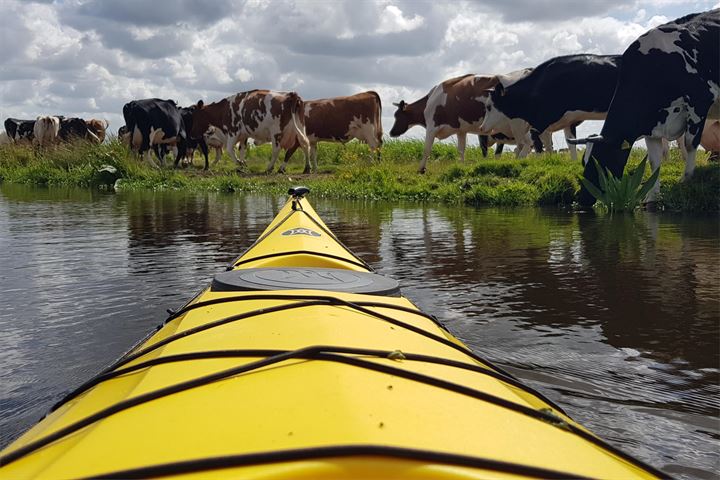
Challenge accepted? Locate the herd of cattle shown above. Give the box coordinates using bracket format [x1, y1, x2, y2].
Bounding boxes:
[1, 9, 718, 205]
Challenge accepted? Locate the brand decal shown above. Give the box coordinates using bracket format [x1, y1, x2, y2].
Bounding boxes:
[281, 228, 321, 237]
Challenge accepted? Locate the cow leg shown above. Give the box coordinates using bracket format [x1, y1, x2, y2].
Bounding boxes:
[418, 133, 435, 174]
[644, 137, 665, 203]
[457, 132, 467, 163]
[677, 135, 689, 162]
[199, 141, 209, 170]
[212, 147, 223, 167]
[509, 120, 531, 158]
[144, 149, 159, 168]
[680, 130, 699, 181]
[276, 144, 300, 174]
[564, 126, 577, 161]
[310, 143, 318, 173]
[531, 131, 544, 154]
[540, 130, 553, 153]
[478, 135, 489, 158]
[173, 139, 188, 169]
[266, 142, 282, 174]
[495, 143, 505, 156]
[227, 135, 245, 166]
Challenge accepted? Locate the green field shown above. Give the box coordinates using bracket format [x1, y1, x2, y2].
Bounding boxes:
[0, 139, 717, 211]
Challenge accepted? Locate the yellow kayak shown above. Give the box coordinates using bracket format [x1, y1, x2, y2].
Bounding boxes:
[0, 187, 665, 479]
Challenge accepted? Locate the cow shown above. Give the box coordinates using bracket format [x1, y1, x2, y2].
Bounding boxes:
[186, 125, 229, 168]
[574, 10, 720, 206]
[122, 98, 188, 168]
[4, 118, 36, 144]
[479, 54, 621, 163]
[86, 119, 109, 143]
[189, 90, 310, 174]
[33, 116, 61, 147]
[279, 91, 383, 173]
[390, 74, 517, 173]
[58, 117, 100, 143]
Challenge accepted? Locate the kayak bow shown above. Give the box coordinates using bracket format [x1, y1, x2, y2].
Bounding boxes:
[0, 188, 664, 479]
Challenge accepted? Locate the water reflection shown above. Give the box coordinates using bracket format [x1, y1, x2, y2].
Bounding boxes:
[0, 185, 717, 479]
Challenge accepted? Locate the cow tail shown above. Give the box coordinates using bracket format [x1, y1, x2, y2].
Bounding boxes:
[122, 103, 136, 142]
[288, 92, 309, 150]
[369, 90, 383, 147]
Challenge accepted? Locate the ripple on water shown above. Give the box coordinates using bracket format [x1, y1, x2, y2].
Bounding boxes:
[0, 189, 718, 480]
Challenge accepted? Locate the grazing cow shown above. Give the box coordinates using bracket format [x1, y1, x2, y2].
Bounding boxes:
[189, 90, 310, 174]
[280, 91, 383, 172]
[391, 74, 512, 173]
[479, 54, 621, 162]
[191, 125, 229, 168]
[86, 119, 109, 143]
[0, 131, 11, 145]
[122, 98, 188, 167]
[58, 117, 100, 143]
[33, 116, 61, 147]
[4, 118, 36, 144]
[574, 10, 720, 206]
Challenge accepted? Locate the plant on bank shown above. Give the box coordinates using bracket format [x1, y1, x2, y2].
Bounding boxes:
[580, 155, 660, 212]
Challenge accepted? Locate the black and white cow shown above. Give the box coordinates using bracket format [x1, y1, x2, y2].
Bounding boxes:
[4, 118, 36, 144]
[122, 98, 188, 167]
[58, 117, 100, 143]
[479, 54, 621, 161]
[575, 9, 720, 206]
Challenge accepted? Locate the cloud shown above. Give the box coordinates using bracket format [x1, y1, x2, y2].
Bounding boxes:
[0, 0, 717, 142]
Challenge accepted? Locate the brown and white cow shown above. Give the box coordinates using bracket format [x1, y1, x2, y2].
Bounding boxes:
[190, 90, 310, 173]
[33, 116, 60, 147]
[389, 74, 535, 173]
[86, 119, 109, 143]
[284, 91, 383, 172]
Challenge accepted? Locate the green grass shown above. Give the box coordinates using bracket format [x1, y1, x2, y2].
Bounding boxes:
[0, 139, 717, 211]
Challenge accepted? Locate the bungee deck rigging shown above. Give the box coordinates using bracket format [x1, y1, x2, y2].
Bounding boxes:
[0, 187, 666, 479]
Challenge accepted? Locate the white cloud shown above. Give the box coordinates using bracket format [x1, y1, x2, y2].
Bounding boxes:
[376, 5, 425, 34]
[0, 0, 717, 142]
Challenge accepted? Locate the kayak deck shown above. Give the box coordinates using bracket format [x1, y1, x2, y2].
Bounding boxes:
[0, 190, 663, 479]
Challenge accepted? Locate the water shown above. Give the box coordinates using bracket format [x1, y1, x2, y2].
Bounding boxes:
[0, 184, 717, 478]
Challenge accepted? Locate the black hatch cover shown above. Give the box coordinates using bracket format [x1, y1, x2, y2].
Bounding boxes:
[212, 267, 400, 296]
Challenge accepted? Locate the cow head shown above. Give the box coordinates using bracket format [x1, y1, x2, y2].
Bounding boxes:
[189, 100, 210, 139]
[389, 100, 409, 137]
[574, 135, 633, 206]
[478, 87, 510, 135]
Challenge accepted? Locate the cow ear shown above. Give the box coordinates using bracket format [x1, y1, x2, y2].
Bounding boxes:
[197, 100, 204, 109]
[393, 100, 406, 110]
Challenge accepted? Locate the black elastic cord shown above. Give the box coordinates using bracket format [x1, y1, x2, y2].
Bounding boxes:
[50, 297, 506, 413]
[87, 445, 590, 479]
[160, 296, 511, 381]
[0, 346, 667, 478]
[50, 346, 566, 418]
[231, 250, 371, 271]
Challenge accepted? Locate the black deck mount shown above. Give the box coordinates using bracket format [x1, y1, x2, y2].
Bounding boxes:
[288, 186, 310, 198]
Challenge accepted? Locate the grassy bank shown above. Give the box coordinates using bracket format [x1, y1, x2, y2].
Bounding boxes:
[0, 139, 718, 211]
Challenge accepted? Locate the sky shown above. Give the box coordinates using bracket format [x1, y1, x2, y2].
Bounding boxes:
[1, 0, 718, 148]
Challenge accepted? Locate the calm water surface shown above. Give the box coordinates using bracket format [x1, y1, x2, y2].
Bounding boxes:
[0, 184, 718, 479]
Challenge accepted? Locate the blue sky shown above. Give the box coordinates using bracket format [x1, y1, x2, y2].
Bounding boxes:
[1, 0, 717, 147]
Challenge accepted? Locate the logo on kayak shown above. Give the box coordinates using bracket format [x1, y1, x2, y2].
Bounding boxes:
[281, 228, 321, 237]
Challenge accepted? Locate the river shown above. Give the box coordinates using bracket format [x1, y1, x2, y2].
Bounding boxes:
[0, 184, 717, 478]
